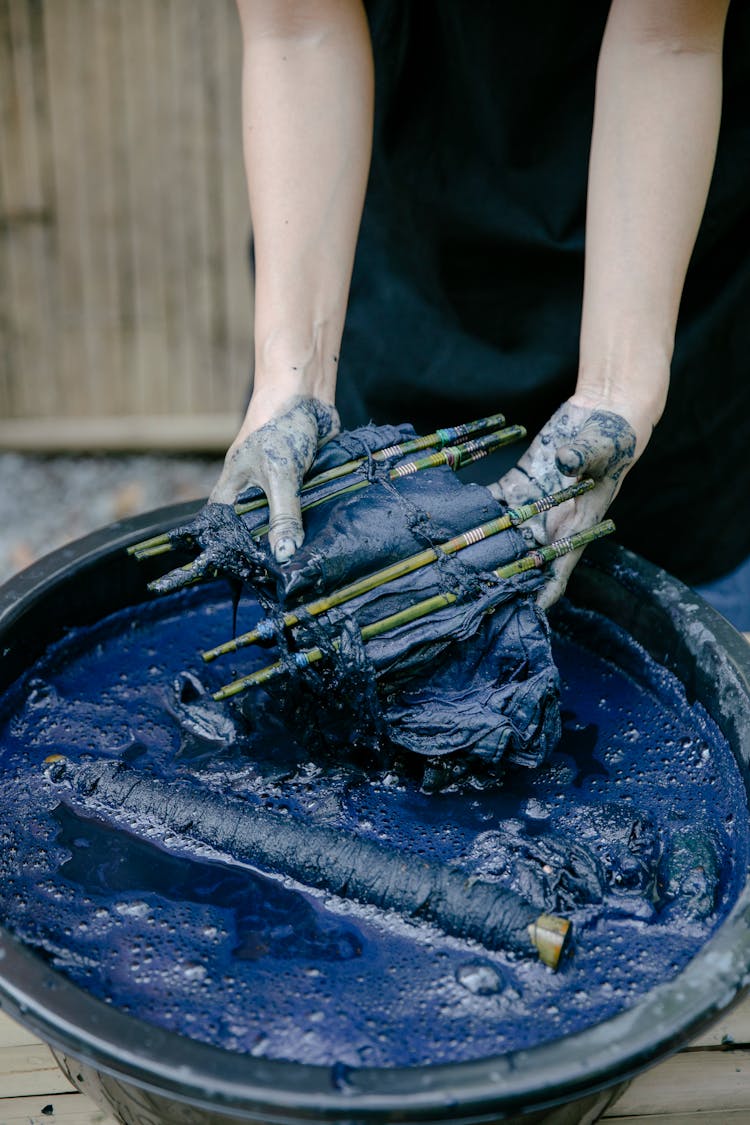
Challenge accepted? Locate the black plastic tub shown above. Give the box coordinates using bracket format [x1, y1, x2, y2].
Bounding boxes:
[2, 503, 750, 1125]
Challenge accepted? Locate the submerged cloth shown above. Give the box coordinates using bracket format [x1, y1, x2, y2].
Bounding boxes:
[333, 2, 750, 587]
[244, 424, 560, 778]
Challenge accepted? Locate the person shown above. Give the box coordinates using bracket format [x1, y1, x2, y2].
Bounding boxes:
[211, 0, 749, 623]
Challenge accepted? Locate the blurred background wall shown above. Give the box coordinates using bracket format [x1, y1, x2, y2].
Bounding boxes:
[0, 0, 252, 451]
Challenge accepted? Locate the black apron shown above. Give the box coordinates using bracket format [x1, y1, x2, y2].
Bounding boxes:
[338, 1, 750, 585]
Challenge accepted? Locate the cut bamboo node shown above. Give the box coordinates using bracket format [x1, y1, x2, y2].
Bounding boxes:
[528, 913, 571, 970]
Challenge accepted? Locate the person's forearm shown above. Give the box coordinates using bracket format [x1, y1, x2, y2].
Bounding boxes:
[577, 0, 729, 451]
[235, 0, 374, 436]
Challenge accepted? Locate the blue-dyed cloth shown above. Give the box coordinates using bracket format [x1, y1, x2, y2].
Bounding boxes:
[252, 424, 561, 779]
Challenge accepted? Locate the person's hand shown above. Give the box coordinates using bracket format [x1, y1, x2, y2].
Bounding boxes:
[491, 401, 637, 610]
[211, 394, 340, 562]
[147, 395, 340, 595]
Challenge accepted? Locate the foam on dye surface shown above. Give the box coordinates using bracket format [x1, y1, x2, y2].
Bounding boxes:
[0, 585, 746, 1067]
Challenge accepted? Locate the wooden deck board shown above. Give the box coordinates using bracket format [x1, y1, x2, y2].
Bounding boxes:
[602, 1050, 750, 1118]
[603, 1115, 750, 1124]
[0, 1091, 114, 1124]
[3, 1002, 750, 1123]
[0, 1041, 76, 1098]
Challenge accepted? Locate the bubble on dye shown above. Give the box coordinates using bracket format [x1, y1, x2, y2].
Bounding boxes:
[522, 798, 549, 821]
[114, 900, 150, 918]
[455, 961, 505, 996]
[183, 962, 208, 981]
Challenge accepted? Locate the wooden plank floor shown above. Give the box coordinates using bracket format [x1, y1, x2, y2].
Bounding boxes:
[3, 999, 750, 1123]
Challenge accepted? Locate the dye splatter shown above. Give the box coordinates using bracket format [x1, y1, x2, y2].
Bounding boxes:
[0, 585, 746, 1067]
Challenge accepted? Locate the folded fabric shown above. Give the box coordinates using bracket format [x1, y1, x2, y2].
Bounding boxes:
[241, 423, 561, 783]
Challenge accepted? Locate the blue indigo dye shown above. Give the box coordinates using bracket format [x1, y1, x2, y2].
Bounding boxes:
[0, 587, 746, 1067]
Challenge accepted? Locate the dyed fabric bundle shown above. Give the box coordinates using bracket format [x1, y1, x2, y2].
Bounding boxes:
[242, 424, 561, 779]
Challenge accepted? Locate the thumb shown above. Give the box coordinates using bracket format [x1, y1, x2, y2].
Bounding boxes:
[264, 471, 305, 563]
[555, 409, 636, 481]
[555, 427, 613, 480]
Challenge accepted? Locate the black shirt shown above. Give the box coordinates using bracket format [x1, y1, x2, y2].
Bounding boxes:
[338, 1, 750, 585]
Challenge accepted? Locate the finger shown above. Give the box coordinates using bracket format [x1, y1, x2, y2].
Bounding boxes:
[209, 478, 240, 506]
[148, 553, 212, 595]
[209, 443, 261, 506]
[264, 472, 305, 563]
[535, 550, 583, 611]
[489, 466, 536, 507]
[166, 520, 200, 550]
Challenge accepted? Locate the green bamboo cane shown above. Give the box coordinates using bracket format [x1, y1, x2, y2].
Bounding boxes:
[290, 424, 526, 521]
[212, 519, 615, 701]
[234, 410, 508, 515]
[202, 478, 595, 663]
[133, 426, 525, 562]
[128, 411, 507, 556]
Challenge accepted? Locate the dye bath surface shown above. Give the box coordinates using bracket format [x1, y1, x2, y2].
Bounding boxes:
[0, 584, 746, 1068]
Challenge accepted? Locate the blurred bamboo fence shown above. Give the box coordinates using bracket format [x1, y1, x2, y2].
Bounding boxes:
[0, 0, 252, 451]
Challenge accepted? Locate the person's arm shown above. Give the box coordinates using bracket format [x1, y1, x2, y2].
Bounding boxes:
[496, 0, 730, 607]
[212, 0, 374, 561]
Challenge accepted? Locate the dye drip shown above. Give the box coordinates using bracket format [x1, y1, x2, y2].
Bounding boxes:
[0, 584, 746, 1067]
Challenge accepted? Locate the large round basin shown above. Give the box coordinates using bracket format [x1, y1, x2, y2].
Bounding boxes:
[1, 503, 750, 1124]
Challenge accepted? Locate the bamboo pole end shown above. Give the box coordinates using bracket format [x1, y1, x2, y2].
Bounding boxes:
[528, 913, 571, 970]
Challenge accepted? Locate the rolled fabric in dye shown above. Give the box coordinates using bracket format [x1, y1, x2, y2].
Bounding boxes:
[50, 758, 553, 963]
[240, 423, 560, 776]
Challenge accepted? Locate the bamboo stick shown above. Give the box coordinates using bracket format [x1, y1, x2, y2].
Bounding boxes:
[286, 424, 526, 524]
[134, 425, 525, 562]
[128, 411, 508, 555]
[202, 478, 595, 662]
[212, 519, 615, 700]
[234, 410, 508, 515]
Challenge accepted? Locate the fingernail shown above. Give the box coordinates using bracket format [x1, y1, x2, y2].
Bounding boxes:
[274, 537, 296, 562]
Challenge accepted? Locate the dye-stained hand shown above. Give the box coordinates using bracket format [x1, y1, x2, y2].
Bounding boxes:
[148, 501, 271, 594]
[211, 395, 340, 563]
[491, 402, 637, 610]
[147, 396, 340, 595]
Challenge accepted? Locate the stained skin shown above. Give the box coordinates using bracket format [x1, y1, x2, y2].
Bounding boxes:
[493, 402, 636, 608]
[149, 503, 268, 596]
[211, 396, 341, 562]
[149, 396, 340, 593]
[150, 404, 633, 607]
